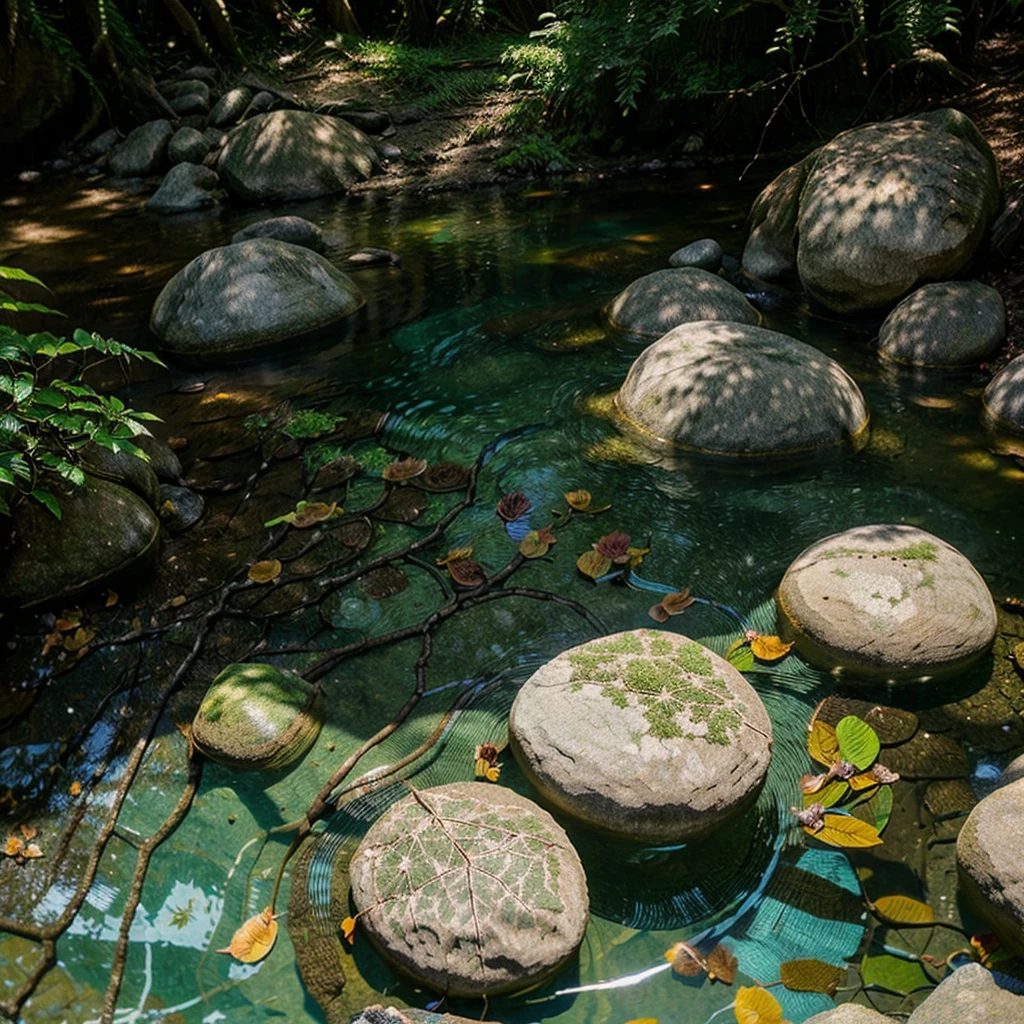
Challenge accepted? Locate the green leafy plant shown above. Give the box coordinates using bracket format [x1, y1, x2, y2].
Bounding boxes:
[0, 266, 163, 518]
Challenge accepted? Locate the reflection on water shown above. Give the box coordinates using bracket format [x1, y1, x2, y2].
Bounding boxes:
[1, 169, 1022, 1024]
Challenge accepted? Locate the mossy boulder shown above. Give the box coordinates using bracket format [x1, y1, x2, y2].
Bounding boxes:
[0, 476, 160, 609]
[615, 320, 869, 458]
[218, 110, 379, 203]
[149, 239, 363, 360]
[191, 663, 322, 771]
[777, 524, 997, 683]
[80, 442, 162, 509]
[983, 353, 1024, 438]
[508, 630, 772, 842]
[878, 281, 1005, 367]
[348, 782, 588, 997]
[608, 268, 758, 336]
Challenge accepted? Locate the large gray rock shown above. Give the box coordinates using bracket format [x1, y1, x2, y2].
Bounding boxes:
[135, 434, 182, 483]
[509, 630, 772, 842]
[160, 79, 210, 104]
[145, 163, 219, 214]
[805, 1008, 893, 1024]
[608, 267, 758, 336]
[218, 110, 379, 202]
[908, 962, 1024, 1022]
[349, 782, 588, 997]
[878, 281, 1006, 367]
[231, 215, 325, 252]
[150, 238, 363, 359]
[957, 778, 1024, 960]
[168, 126, 213, 166]
[108, 120, 173, 176]
[1001, 752, 1024, 787]
[0, 476, 160, 609]
[983, 353, 1024, 437]
[81, 128, 119, 160]
[81, 440, 161, 509]
[777, 524, 997, 683]
[744, 110, 999, 313]
[169, 92, 209, 116]
[208, 86, 252, 128]
[669, 238, 723, 272]
[615, 320, 869, 458]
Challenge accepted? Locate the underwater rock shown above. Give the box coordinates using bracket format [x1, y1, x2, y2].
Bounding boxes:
[145, 163, 219, 214]
[615, 320, 869, 458]
[231, 215, 326, 252]
[508, 630, 772, 842]
[805, 1007, 892, 1024]
[0, 475, 160, 609]
[218, 110, 379, 203]
[209, 86, 252, 127]
[108, 119, 173, 177]
[777, 525, 997, 683]
[157, 483, 204, 532]
[190, 662, 322, 771]
[908, 962, 1024, 1021]
[607, 267, 758, 336]
[347, 247, 401, 267]
[983, 353, 1024, 438]
[668, 238, 723, 272]
[167, 126, 213, 166]
[744, 110, 999, 313]
[878, 281, 1005, 367]
[348, 782, 588, 997]
[150, 238, 363, 359]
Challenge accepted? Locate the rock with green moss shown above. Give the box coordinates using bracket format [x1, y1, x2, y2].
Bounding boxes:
[608, 268, 758, 337]
[348, 782, 588, 997]
[191, 663, 322, 771]
[777, 525, 997, 683]
[878, 281, 1005, 367]
[508, 630, 772, 842]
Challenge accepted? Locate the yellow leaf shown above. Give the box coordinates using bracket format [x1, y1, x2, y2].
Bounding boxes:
[435, 546, 473, 566]
[63, 627, 95, 652]
[3, 836, 24, 857]
[664, 940, 704, 977]
[105, 589, 119, 608]
[750, 635, 793, 662]
[292, 501, 338, 528]
[70, 781, 82, 797]
[849, 772, 879, 791]
[565, 489, 592, 510]
[22, 843, 43, 859]
[806, 813, 883, 849]
[170, 595, 187, 608]
[19, 824, 37, 841]
[248, 560, 283, 584]
[779, 959, 845, 994]
[55, 611, 81, 631]
[131, 616, 143, 633]
[734, 985, 784, 1024]
[627, 546, 650, 568]
[577, 549, 612, 579]
[872, 895, 935, 925]
[485, 764, 501, 782]
[341, 916, 357, 945]
[474, 757, 491, 779]
[808, 720, 840, 767]
[217, 907, 278, 963]
[625, 1019, 660, 1024]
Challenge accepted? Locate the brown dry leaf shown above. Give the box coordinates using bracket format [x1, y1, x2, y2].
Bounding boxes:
[248, 560, 283, 584]
[435, 546, 473, 566]
[496, 491, 531, 522]
[779, 959, 845, 995]
[750, 635, 794, 662]
[519, 527, 556, 559]
[70, 781, 82, 797]
[664, 940, 704, 977]
[705, 944, 737, 984]
[63, 627, 95, 652]
[167, 435, 189, 450]
[19, 824, 37, 841]
[170, 595, 187, 608]
[105, 590, 119, 608]
[361, 566, 409, 600]
[341, 916, 357, 945]
[41, 630, 63, 657]
[131, 616, 143, 634]
[292, 501, 337, 528]
[648, 602, 670, 624]
[661, 588, 695, 615]
[421, 461, 471, 493]
[808, 720, 840, 767]
[577, 549, 612, 579]
[447, 558, 487, 588]
[22, 843, 43, 859]
[3, 836, 24, 857]
[217, 907, 278, 963]
[55, 611, 81, 631]
[382, 457, 427, 483]
[565, 489, 592, 510]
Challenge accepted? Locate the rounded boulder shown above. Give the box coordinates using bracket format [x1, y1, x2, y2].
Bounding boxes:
[149, 238, 363, 359]
[608, 268, 758, 336]
[777, 524, 997, 682]
[878, 281, 1005, 367]
[668, 238, 723, 272]
[983, 353, 1024, 437]
[349, 782, 588, 997]
[231, 215, 326, 252]
[509, 630, 772, 842]
[615, 320, 869, 458]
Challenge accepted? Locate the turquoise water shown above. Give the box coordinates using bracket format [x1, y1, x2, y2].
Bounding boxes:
[1, 169, 1023, 1024]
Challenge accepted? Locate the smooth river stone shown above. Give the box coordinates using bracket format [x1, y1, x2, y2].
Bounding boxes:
[508, 630, 773, 843]
[608, 267, 758, 336]
[191, 662, 322, 771]
[983, 352, 1024, 438]
[777, 524, 997, 683]
[348, 782, 588, 997]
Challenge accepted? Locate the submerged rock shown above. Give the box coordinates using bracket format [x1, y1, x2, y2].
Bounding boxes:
[145, 163, 219, 214]
[509, 630, 772, 842]
[608, 267, 758, 336]
[218, 110, 379, 202]
[231, 215, 326, 252]
[983, 353, 1024, 437]
[109, 119, 173, 177]
[669, 238, 723, 272]
[191, 663, 323, 771]
[158, 483, 204, 532]
[346, 246, 400, 267]
[0, 476, 160, 609]
[777, 524, 997, 682]
[349, 782, 588, 997]
[149, 238, 363, 359]
[907, 962, 1024, 1021]
[878, 281, 1005, 367]
[615, 320, 869, 458]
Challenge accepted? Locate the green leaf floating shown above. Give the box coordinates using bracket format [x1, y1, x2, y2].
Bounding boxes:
[779, 958, 845, 993]
[835, 715, 880, 770]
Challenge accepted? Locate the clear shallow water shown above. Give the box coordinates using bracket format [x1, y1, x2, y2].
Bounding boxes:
[1, 169, 1023, 1024]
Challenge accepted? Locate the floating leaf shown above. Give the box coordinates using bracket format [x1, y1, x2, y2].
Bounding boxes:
[292, 501, 338, 529]
[69, 781, 82, 797]
[627, 545, 649, 569]
[104, 590, 119, 608]
[63, 627, 95, 652]
[496, 491, 531, 522]
[336, 518, 374, 549]
[447, 558, 487, 588]
[312, 455, 359, 491]
[248, 560, 282, 584]
[807, 813, 883, 848]
[170, 595, 187, 608]
[665, 941, 704, 977]
[800, 772, 830, 795]
[807, 779, 849, 808]
[474, 743, 501, 766]
[421, 461, 471, 493]
[341, 916, 357, 945]
[849, 771, 880, 791]
[734, 985, 784, 1024]
[648, 587, 695, 623]
[779, 959, 845, 994]
[860, 951, 930, 993]
[706, 944, 737, 984]
[872, 894, 935, 926]
[374, 487, 426, 523]
[19, 825, 36, 841]
[360, 566, 409, 600]
[835, 715, 880, 770]
[577, 549, 612, 579]
[2, 836, 24, 857]
[565, 489, 610, 513]
[22, 843, 43, 859]
[750, 635, 793, 662]
[217, 907, 278, 963]
[808, 720, 840, 767]
[519, 526, 556, 558]
[382, 457, 427, 482]
[55, 611, 81, 631]
[595, 530, 631, 563]
[436, 546, 474, 566]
